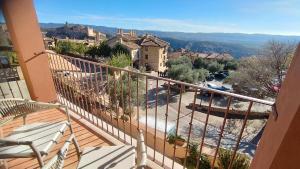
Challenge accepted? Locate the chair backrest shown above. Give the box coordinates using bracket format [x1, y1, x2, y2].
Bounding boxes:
[0, 98, 60, 127]
[136, 130, 147, 168]
[42, 134, 75, 169]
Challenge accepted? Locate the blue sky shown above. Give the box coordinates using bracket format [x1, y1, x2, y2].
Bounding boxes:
[34, 0, 300, 35]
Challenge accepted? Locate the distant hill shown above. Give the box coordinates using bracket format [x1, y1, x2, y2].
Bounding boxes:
[40, 23, 300, 58]
[43, 24, 88, 39]
[162, 37, 256, 58]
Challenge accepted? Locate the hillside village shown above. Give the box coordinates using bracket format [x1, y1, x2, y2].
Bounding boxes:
[42, 24, 236, 74]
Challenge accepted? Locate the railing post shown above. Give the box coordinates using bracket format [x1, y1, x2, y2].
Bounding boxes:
[1, 0, 56, 102]
[251, 44, 300, 169]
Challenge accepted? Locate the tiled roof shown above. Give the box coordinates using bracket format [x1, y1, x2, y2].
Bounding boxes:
[140, 35, 169, 47]
[122, 41, 140, 50]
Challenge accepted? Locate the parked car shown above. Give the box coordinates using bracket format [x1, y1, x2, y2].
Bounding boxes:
[206, 74, 215, 81]
[214, 72, 228, 80]
[207, 83, 231, 91]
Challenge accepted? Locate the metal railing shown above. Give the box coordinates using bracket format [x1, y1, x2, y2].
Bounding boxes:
[47, 52, 274, 169]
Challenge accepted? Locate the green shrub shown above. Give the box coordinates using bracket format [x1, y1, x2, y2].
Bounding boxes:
[207, 61, 224, 73]
[167, 132, 185, 144]
[186, 142, 211, 169]
[108, 52, 131, 68]
[218, 149, 250, 169]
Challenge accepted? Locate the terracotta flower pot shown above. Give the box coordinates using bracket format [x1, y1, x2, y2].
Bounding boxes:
[175, 139, 185, 146]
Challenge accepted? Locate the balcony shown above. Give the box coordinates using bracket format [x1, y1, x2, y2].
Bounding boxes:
[1, 51, 275, 169]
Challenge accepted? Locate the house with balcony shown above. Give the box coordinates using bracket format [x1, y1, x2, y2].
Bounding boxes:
[0, 1, 300, 169]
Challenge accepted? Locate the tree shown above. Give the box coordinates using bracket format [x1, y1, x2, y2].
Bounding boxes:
[193, 58, 210, 69]
[193, 68, 209, 82]
[75, 43, 88, 55]
[108, 52, 131, 68]
[167, 56, 208, 83]
[168, 64, 195, 83]
[55, 41, 87, 55]
[226, 41, 295, 98]
[98, 41, 112, 57]
[85, 45, 98, 58]
[207, 61, 224, 73]
[224, 60, 238, 70]
[86, 41, 112, 58]
[263, 40, 294, 85]
[111, 43, 130, 56]
[166, 56, 193, 68]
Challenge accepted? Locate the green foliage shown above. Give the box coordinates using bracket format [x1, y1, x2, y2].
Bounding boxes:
[55, 41, 87, 55]
[167, 132, 185, 144]
[218, 149, 250, 169]
[111, 43, 130, 56]
[85, 45, 98, 58]
[167, 57, 209, 83]
[85, 41, 112, 58]
[207, 61, 224, 73]
[108, 53, 131, 68]
[193, 58, 210, 69]
[224, 60, 238, 70]
[168, 64, 194, 83]
[75, 43, 88, 55]
[186, 142, 211, 169]
[98, 41, 112, 57]
[193, 68, 209, 82]
[166, 56, 193, 68]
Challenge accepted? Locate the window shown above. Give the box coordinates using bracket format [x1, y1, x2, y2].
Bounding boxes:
[163, 47, 166, 54]
[160, 63, 162, 66]
[145, 54, 148, 59]
[145, 46, 148, 51]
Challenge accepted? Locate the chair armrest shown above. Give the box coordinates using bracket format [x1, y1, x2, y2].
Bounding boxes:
[0, 138, 32, 146]
[42, 134, 76, 169]
[136, 130, 147, 168]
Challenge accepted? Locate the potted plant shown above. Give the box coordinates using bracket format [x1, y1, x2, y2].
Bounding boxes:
[167, 133, 186, 146]
[174, 135, 186, 146]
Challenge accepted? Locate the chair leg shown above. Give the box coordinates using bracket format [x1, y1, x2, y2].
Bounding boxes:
[72, 136, 81, 159]
[22, 115, 27, 125]
[29, 144, 44, 167]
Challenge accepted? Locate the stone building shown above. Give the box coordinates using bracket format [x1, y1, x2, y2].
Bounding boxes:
[139, 35, 169, 72]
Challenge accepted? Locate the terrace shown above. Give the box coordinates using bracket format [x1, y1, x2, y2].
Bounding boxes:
[1, 1, 300, 169]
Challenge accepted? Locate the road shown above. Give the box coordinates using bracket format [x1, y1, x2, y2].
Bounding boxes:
[137, 77, 269, 157]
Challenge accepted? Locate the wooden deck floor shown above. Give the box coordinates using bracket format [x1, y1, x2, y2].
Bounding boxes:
[1, 108, 111, 169]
